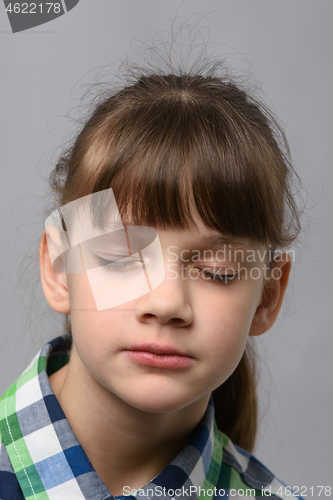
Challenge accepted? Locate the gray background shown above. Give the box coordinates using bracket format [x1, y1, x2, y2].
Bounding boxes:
[1, 0, 332, 492]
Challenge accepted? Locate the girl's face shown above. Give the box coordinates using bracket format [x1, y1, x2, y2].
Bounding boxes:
[64, 218, 269, 415]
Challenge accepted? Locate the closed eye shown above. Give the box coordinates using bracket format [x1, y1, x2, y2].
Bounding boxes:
[196, 268, 237, 284]
[97, 256, 144, 271]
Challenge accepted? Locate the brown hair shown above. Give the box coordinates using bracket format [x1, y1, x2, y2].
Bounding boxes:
[49, 69, 301, 452]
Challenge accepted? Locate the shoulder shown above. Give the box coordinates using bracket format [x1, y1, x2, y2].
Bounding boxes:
[0, 441, 24, 499]
[214, 429, 304, 499]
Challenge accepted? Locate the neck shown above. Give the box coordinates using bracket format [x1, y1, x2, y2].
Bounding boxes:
[50, 348, 209, 495]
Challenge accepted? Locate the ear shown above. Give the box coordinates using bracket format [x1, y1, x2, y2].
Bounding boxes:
[249, 253, 292, 336]
[39, 230, 71, 314]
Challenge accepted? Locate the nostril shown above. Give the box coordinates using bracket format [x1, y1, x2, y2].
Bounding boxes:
[172, 318, 184, 324]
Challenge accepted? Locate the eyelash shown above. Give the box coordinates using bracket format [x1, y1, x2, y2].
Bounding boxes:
[97, 257, 143, 271]
[195, 268, 237, 285]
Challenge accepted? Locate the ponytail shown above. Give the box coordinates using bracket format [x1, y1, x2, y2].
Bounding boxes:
[212, 342, 258, 452]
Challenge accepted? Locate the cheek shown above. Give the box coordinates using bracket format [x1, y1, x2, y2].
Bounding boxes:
[195, 290, 258, 384]
[198, 286, 257, 339]
[69, 306, 127, 389]
[67, 273, 117, 357]
[67, 272, 96, 312]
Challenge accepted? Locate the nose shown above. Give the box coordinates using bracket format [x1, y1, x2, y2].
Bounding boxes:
[135, 267, 194, 327]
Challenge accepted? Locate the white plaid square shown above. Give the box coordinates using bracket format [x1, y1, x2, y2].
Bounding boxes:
[47, 477, 85, 500]
[24, 423, 62, 463]
[15, 377, 43, 413]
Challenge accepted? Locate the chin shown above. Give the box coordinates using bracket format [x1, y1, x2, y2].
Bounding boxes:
[122, 391, 194, 414]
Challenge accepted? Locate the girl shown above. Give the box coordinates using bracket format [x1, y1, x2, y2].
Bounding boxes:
[0, 66, 304, 499]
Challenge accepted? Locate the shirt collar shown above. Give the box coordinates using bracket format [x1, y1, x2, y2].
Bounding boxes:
[0, 335, 222, 500]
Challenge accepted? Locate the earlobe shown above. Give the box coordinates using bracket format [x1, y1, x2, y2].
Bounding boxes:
[249, 254, 292, 336]
[39, 230, 71, 314]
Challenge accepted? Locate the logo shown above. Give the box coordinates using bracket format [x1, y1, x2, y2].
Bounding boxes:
[45, 189, 165, 311]
[3, 0, 79, 33]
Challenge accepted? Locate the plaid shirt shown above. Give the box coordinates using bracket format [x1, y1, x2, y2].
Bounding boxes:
[0, 335, 304, 500]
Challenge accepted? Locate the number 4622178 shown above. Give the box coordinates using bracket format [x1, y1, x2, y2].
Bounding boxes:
[5, 3, 61, 14]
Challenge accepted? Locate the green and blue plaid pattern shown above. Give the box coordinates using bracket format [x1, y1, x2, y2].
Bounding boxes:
[0, 335, 304, 500]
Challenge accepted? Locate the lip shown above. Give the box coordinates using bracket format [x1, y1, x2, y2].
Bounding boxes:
[123, 343, 194, 369]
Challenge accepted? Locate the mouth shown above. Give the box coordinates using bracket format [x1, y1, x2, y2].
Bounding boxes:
[123, 343, 194, 369]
